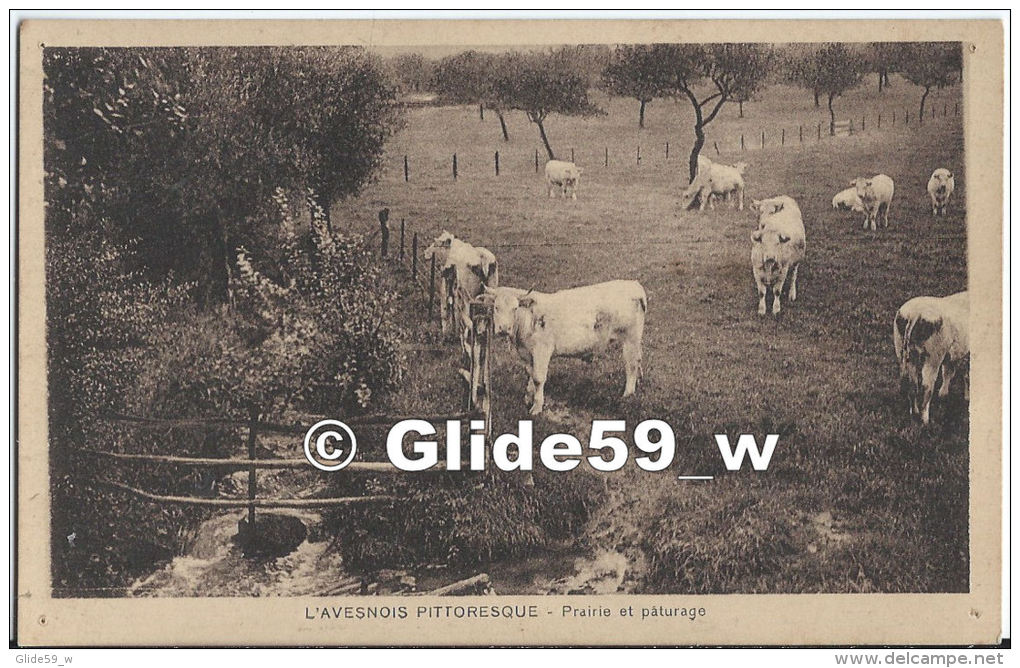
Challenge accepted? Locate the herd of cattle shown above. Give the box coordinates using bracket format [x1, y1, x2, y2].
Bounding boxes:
[420, 155, 966, 426]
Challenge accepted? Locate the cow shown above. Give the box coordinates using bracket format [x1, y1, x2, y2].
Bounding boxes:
[422, 231, 499, 352]
[851, 174, 895, 231]
[926, 168, 956, 216]
[483, 280, 647, 415]
[545, 160, 583, 200]
[832, 187, 865, 213]
[750, 196, 806, 316]
[893, 291, 969, 426]
[680, 157, 747, 211]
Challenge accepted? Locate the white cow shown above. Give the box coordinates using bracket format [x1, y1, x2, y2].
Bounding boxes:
[680, 157, 748, 211]
[893, 291, 969, 425]
[851, 174, 895, 231]
[750, 196, 807, 316]
[484, 280, 647, 415]
[423, 231, 499, 351]
[545, 160, 583, 200]
[832, 187, 865, 213]
[926, 168, 956, 216]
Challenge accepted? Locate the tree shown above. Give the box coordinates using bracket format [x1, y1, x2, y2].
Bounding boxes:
[790, 44, 865, 136]
[652, 43, 773, 181]
[44, 47, 400, 303]
[900, 42, 960, 121]
[601, 45, 672, 128]
[868, 42, 906, 92]
[493, 52, 602, 161]
[386, 52, 435, 94]
[433, 50, 513, 142]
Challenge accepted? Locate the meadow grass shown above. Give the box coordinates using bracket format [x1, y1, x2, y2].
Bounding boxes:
[332, 74, 968, 593]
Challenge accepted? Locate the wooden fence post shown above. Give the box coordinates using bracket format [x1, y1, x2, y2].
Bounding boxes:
[740, 134, 745, 151]
[403, 155, 409, 182]
[466, 301, 494, 437]
[494, 150, 500, 176]
[892, 110, 896, 124]
[817, 122, 821, 140]
[781, 128, 785, 146]
[535, 149, 539, 173]
[943, 103, 947, 117]
[637, 145, 641, 165]
[412, 233, 419, 278]
[862, 115, 865, 131]
[665, 141, 669, 160]
[906, 109, 910, 125]
[453, 153, 458, 180]
[428, 254, 436, 318]
[849, 120, 854, 136]
[799, 125, 803, 143]
[570, 147, 575, 163]
[400, 219, 405, 261]
[932, 105, 936, 120]
[955, 102, 959, 116]
[761, 130, 765, 149]
[713, 141, 720, 156]
[878, 113, 881, 129]
[378, 208, 390, 258]
[246, 410, 258, 542]
[604, 146, 608, 167]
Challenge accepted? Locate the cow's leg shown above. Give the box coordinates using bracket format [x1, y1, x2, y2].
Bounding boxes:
[622, 339, 642, 397]
[862, 212, 870, 231]
[788, 264, 799, 302]
[699, 189, 709, 212]
[548, 181, 555, 198]
[529, 348, 551, 415]
[938, 361, 956, 398]
[737, 186, 744, 211]
[772, 267, 790, 315]
[754, 272, 769, 316]
[882, 201, 891, 228]
[918, 354, 944, 426]
[931, 195, 938, 216]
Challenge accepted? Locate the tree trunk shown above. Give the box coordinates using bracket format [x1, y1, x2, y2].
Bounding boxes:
[536, 119, 555, 161]
[738, 100, 744, 118]
[878, 70, 884, 92]
[883, 71, 891, 87]
[198, 215, 231, 309]
[638, 99, 647, 128]
[689, 124, 706, 184]
[497, 110, 510, 142]
[813, 88, 820, 107]
[828, 93, 836, 136]
[919, 86, 930, 122]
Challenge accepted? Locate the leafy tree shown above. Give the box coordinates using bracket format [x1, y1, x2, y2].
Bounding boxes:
[601, 45, 673, 128]
[868, 42, 907, 92]
[493, 52, 603, 161]
[900, 42, 961, 121]
[790, 44, 865, 136]
[432, 50, 514, 142]
[385, 52, 435, 94]
[652, 43, 773, 181]
[43, 46, 400, 304]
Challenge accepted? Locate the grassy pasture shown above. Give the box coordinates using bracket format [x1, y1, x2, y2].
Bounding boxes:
[333, 74, 967, 593]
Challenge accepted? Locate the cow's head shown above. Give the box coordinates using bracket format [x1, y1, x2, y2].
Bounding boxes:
[751, 229, 792, 285]
[751, 197, 786, 219]
[680, 182, 704, 210]
[851, 177, 872, 198]
[423, 230, 456, 262]
[734, 161, 749, 175]
[484, 286, 532, 336]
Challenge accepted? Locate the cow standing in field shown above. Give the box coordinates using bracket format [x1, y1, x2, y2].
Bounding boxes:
[484, 280, 647, 415]
[545, 160, 583, 200]
[926, 168, 956, 216]
[750, 196, 806, 316]
[832, 187, 865, 213]
[423, 231, 499, 352]
[893, 291, 969, 426]
[680, 156, 748, 211]
[851, 174, 895, 231]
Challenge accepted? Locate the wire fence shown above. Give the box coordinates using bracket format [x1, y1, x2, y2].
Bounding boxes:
[385, 100, 961, 183]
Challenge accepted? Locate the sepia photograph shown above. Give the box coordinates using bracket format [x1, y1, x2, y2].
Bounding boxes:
[15, 16, 1004, 648]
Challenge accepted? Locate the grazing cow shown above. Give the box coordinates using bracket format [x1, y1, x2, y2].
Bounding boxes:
[750, 196, 806, 316]
[926, 168, 956, 216]
[484, 280, 647, 415]
[681, 158, 748, 211]
[545, 160, 583, 200]
[832, 187, 865, 213]
[893, 291, 969, 425]
[851, 174, 895, 231]
[423, 231, 499, 351]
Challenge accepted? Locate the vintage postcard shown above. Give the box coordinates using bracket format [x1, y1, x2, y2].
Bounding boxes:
[16, 17, 1004, 647]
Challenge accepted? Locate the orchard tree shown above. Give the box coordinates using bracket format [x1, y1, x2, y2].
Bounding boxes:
[900, 42, 960, 121]
[791, 44, 865, 136]
[433, 50, 514, 141]
[386, 52, 435, 94]
[868, 42, 906, 92]
[493, 52, 602, 161]
[601, 45, 672, 128]
[652, 43, 773, 181]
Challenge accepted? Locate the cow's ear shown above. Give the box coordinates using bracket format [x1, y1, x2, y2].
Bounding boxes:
[778, 234, 791, 244]
[518, 297, 536, 310]
[849, 179, 857, 187]
[771, 202, 784, 214]
[751, 230, 764, 243]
